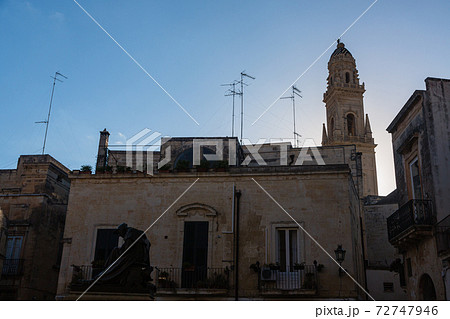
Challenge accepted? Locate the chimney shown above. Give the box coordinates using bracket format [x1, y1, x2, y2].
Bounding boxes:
[96, 128, 110, 172]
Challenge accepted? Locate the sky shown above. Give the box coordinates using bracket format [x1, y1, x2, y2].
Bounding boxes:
[0, 0, 449, 195]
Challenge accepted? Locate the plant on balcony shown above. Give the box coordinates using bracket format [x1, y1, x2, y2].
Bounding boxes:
[80, 165, 92, 174]
[196, 159, 209, 172]
[250, 261, 261, 273]
[175, 160, 190, 172]
[213, 160, 228, 171]
[116, 165, 131, 173]
[293, 262, 305, 270]
[267, 262, 280, 270]
[316, 264, 324, 272]
[159, 163, 171, 172]
[182, 261, 195, 271]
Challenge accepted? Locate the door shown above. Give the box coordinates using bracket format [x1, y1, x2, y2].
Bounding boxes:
[181, 221, 208, 288]
[93, 229, 119, 277]
[277, 228, 301, 289]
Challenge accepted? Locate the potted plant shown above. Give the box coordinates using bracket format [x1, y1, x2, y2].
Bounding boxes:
[159, 163, 171, 173]
[80, 165, 92, 174]
[214, 160, 228, 172]
[196, 159, 209, 172]
[175, 160, 190, 172]
[268, 262, 280, 270]
[293, 262, 305, 270]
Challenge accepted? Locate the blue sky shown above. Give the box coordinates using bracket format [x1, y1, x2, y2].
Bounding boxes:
[1, 0, 449, 195]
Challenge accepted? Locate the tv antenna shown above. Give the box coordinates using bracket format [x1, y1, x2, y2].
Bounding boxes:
[35, 71, 67, 154]
[221, 81, 241, 137]
[280, 85, 302, 147]
[239, 71, 255, 144]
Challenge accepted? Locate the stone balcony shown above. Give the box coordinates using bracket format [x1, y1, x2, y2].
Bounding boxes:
[387, 199, 434, 248]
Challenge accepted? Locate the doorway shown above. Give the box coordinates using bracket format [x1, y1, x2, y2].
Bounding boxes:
[181, 221, 208, 288]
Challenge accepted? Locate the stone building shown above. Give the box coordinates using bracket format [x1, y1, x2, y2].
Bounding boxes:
[57, 135, 367, 300]
[364, 192, 407, 300]
[0, 155, 70, 300]
[386, 77, 450, 300]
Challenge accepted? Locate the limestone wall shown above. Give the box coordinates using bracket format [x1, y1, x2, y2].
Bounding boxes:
[58, 166, 366, 300]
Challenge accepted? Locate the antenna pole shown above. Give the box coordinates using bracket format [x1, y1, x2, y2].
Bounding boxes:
[239, 71, 255, 144]
[38, 71, 67, 154]
[292, 86, 296, 147]
[280, 85, 302, 147]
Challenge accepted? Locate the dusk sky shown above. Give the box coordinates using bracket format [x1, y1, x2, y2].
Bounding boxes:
[1, 0, 449, 195]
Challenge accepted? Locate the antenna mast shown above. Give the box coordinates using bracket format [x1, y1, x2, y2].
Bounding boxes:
[36, 71, 67, 154]
[239, 71, 255, 144]
[280, 85, 302, 147]
[221, 81, 240, 137]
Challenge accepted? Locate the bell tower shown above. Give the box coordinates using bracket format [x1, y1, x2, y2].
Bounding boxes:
[322, 40, 378, 196]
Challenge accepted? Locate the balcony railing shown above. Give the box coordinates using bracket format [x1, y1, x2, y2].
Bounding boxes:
[259, 265, 317, 292]
[71, 265, 230, 291]
[71, 265, 104, 283]
[387, 199, 434, 242]
[436, 215, 450, 256]
[155, 267, 230, 290]
[2, 259, 24, 276]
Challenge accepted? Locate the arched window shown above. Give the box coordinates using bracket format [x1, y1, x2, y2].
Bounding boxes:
[345, 72, 350, 83]
[330, 117, 334, 135]
[346, 114, 355, 136]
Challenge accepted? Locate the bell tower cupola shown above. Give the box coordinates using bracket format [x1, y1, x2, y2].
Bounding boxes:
[322, 40, 378, 196]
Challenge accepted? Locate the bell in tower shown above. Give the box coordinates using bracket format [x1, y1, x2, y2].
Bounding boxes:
[322, 40, 378, 196]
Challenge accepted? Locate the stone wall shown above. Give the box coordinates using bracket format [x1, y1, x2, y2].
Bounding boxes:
[57, 165, 366, 300]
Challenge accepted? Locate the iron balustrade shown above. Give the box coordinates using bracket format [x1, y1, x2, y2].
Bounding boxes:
[2, 259, 24, 276]
[155, 267, 230, 290]
[387, 199, 434, 241]
[259, 265, 317, 292]
[71, 265, 104, 283]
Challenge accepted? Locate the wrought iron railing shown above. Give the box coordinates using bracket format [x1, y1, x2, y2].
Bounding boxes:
[71, 265, 104, 283]
[155, 267, 230, 290]
[2, 259, 24, 276]
[387, 199, 434, 241]
[259, 265, 317, 292]
[436, 215, 450, 255]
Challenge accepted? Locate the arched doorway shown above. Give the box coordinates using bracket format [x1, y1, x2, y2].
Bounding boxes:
[419, 274, 437, 300]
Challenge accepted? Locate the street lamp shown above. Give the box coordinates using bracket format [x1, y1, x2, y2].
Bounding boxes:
[334, 244, 346, 276]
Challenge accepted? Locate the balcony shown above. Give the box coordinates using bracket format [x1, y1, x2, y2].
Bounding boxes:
[259, 265, 317, 295]
[70, 265, 230, 296]
[155, 267, 230, 296]
[387, 199, 434, 247]
[436, 215, 450, 256]
[2, 259, 24, 276]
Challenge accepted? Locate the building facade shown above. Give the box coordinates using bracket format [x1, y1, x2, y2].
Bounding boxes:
[386, 77, 450, 300]
[0, 155, 70, 300]
[56, 135, 368, 300]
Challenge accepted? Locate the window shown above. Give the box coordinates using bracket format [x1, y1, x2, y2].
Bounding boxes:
[409, 158, 423, 199]
[93, 229, 119, 268]
[6, 236, 23, 260]
[330, 117, 334, 136]
[3, 236, 23, 275]
[345, 72, 350, 83]
[383, 282, 394, 292]
[277, 228, 299, 272]
[406, 258, 412, 277]
[330, 76, 333, 85]
[346, 114, 356, 136]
